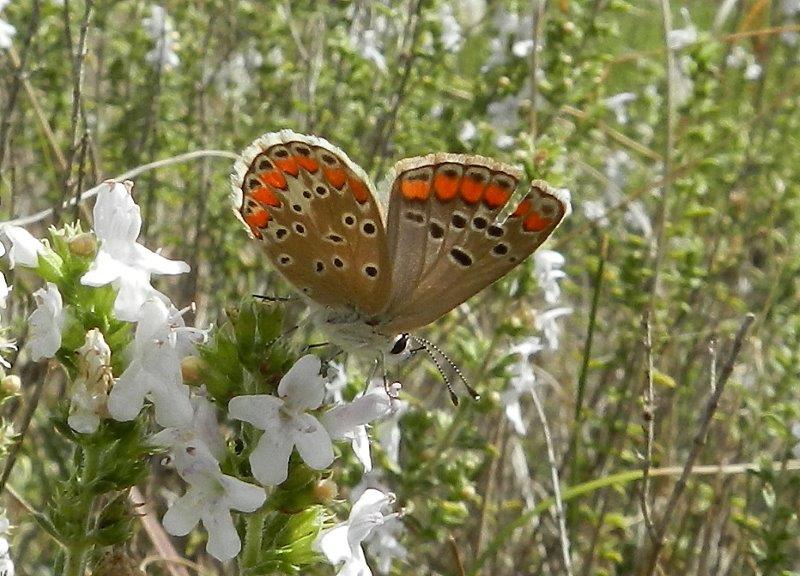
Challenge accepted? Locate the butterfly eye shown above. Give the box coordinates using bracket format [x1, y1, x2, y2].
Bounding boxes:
[390, 333, 410, 355]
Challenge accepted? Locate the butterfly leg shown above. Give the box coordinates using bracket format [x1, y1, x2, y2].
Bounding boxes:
[252, 294, 296, 303]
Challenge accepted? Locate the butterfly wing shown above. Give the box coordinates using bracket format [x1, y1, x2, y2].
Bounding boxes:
[231, 130, 391, 316]
[378, 154, 571, 333]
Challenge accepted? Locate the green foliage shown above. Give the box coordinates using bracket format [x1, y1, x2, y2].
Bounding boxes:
[2, 0, 800, 574]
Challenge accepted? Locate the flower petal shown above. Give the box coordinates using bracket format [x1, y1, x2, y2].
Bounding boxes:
[249, 429, 294, 485]
[92, 181, 142, 245]
[107, 363, 149, 421]
[3, 225, 45, 268]
[112, 268, 160, 322]
[292, 413, 334, 470]
[202, 505, 241, 561]
[228, 395, 282, 429]
[80, 249, 126, 286]
[150, 382, 194, 428]
[220, 475, 266, 513]
[133, 243, 190, 275]
[316, 524, 351, 565]
[321, 392, 393, 439]
[279, 354, 325, 410]
[163, 490, 202, 536]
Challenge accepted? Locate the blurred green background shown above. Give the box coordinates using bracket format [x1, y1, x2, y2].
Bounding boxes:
[2, 0, 800, 574]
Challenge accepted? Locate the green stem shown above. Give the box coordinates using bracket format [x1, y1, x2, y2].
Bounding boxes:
[63, 544, 89, 576]
[241, 506, 269, 569]
[62, 445, 100, 576]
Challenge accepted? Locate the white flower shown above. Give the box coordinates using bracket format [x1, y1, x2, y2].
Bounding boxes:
[322, 381, 399, 473]
[624, 201, 653, 237]
[143, 5, 179, 69]
[744, 62, 762, 81]
[163, 440, 265, 562]
[458, 120, 477, 144]
[80, 181, 189, 321]
[487, 83, 530, 149]
[0, 0, 15, 50]
[316, 488, 398, 576]
[351, 29, 387, 74]
[438, 4, 463, 51]
[375, 399, 406, 469]
[0, 510, 12, 576]
[229, 355, 334, 485]
[108, 298, 204, 427]
[604, 92, 637, 124]
[534, 250, 566, 305]
[582, 200, 609, 226]
[0, 272, 9, 310]
[68, 329, 113, 434]
[726, 46, 762, 81]
[0, 335, 15, 370]
[667, 8, 697, 51]
[365, 515, 407, 575]
[535, 307, 571, 351]
[672, 55, 695, 107]
[509, 438, 536, 509]
[28, 283, 64, 361]
[2, 225, 46, 269]
[501, 337, 543, 435]
[151, 389, 226, 461]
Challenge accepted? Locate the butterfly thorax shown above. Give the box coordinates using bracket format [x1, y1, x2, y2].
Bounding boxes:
[309, 305, 397, 358]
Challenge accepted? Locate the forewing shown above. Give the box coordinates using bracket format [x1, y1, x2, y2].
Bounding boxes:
[379, 154, 570, 332]
[231, 130, 391, 316]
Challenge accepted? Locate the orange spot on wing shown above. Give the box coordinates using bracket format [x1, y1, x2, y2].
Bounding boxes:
[259, 170, 287, 190]
[251, 186, 282, 207]
[523, 211, 552, 232]
[274, 156, 300, 176]
[512, 198, 532, 218]
[324, 167, 347, 189]
[460, 175, 485, 204]
[244, 208, 270, 230]
[401, 178, 430, 201]
[434, 173, 460, 201]
[484, 184, 511, 208]
[348, 176, 371, 204]
[296, 156, 319, 173]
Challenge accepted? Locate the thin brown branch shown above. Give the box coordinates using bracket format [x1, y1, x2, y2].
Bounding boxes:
[0, 364, 50, 496]
[641, 313, 756, 575]
[3, 149, 238, 227]
[0, 0, 42, 176]
[640, 312, 657, 543]
[528, 0, 547, 144]
[58, 0, 93, 221]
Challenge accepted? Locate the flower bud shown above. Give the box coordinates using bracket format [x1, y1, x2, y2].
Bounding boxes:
[68, 232, 97, 257]
[181, 356, 206, 385]
[0, 375, 20, 396]
[313, 478, 338, 504]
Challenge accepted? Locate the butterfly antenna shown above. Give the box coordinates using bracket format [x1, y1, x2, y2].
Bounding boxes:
[414, 336, 480, 401]
[413, 337, 459, 405]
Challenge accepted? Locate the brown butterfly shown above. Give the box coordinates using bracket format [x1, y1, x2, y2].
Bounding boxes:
[231, 130, 570, 395]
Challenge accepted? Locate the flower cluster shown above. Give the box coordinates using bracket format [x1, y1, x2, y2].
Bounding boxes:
[1, 180, 405, 571]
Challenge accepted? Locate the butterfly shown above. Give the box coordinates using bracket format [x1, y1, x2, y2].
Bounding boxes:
[230, 130, 570, 392]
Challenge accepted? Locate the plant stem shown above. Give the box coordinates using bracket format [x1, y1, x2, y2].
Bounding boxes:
[62, 444, 101, 576]
[241, 506, 269, 569]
